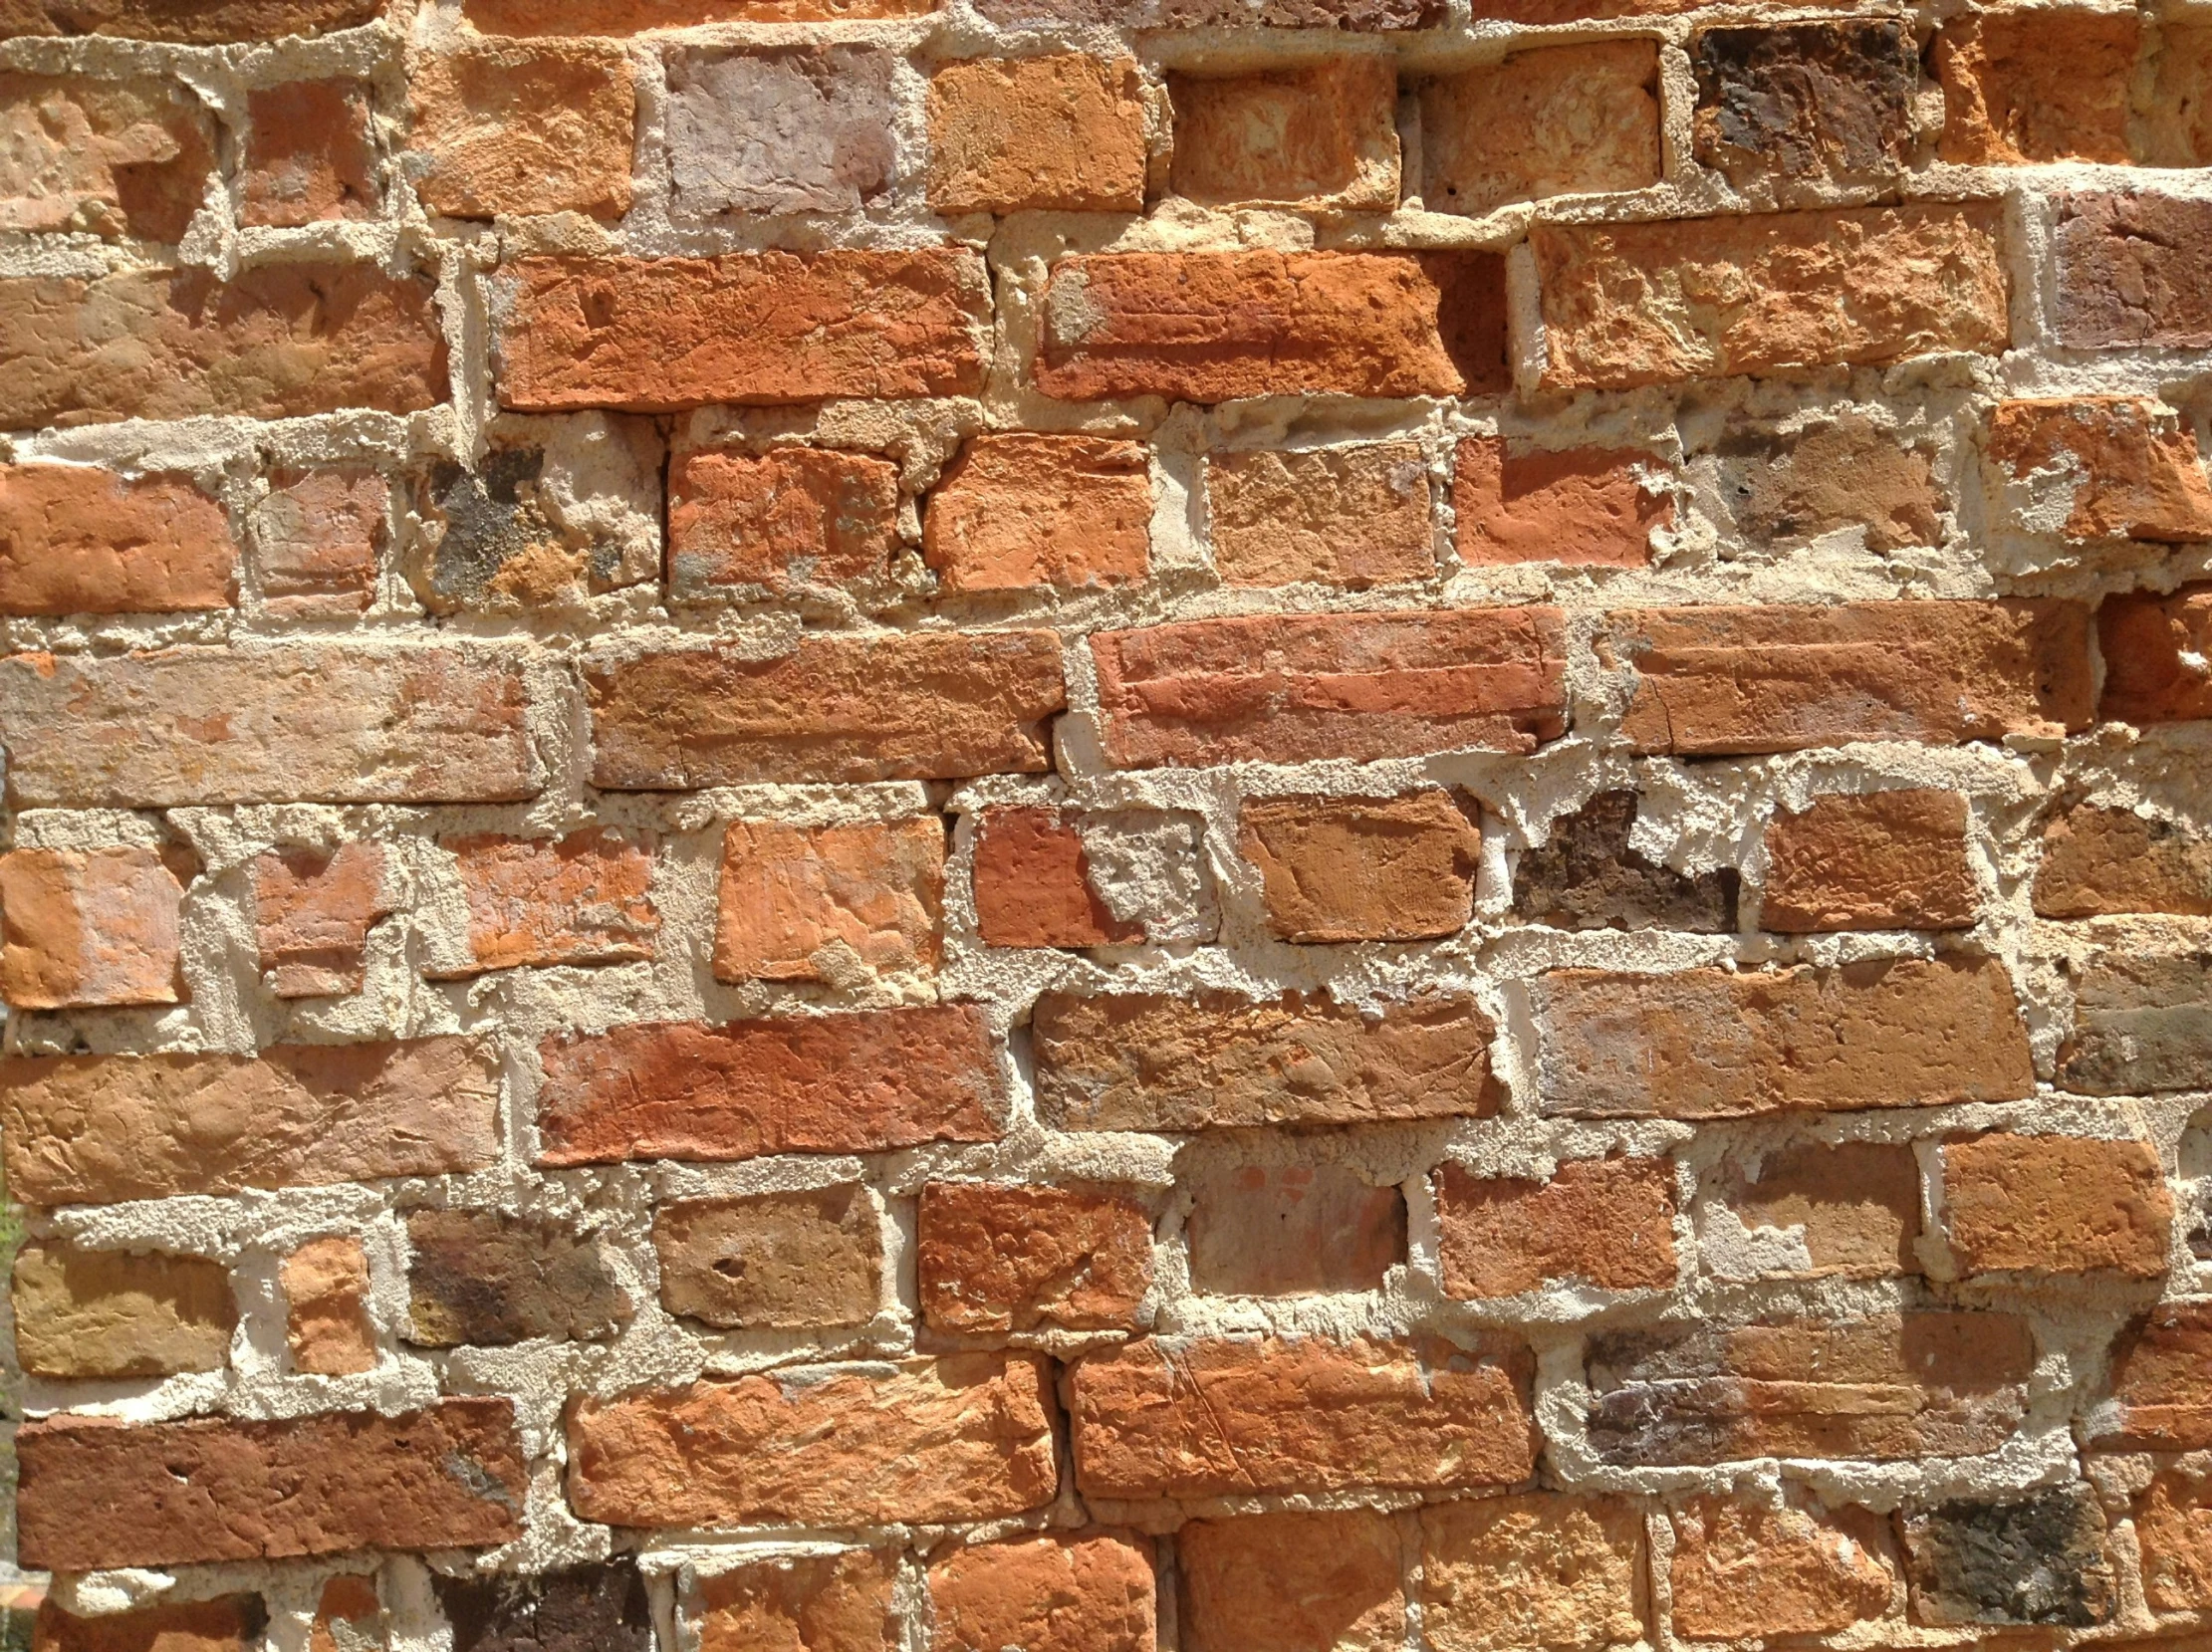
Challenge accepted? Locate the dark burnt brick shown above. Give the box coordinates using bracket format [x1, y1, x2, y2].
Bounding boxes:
[975, 0, 1438, 24]
[1691, 22, 1916, 187]
[2054, 193, 2212, 351]
[405, 1208, 632, 1347]
[1900, 1487, 2117, 1627]
[437, 1562, 652, 1652]
[2058, 955, 2212, 1095]
[1514, 792, 1739, 932]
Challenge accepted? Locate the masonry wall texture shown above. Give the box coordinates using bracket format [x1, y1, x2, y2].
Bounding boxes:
[0, 0, 2209, 1648]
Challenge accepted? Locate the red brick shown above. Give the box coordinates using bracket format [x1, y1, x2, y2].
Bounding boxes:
[1668, 1497, 1894, 1638]
[1941, 1132, 2172, 1279]
[1239, 792, 1480, 944]
[0, 0, 381, 40]
[1935, 9, 2137, 164]
[1091, 607, 1566, 768]
[1207, 444, 1434, 589]
[0, 72, 214, 241]
[667, 447, 898, 598]
[686, 1550, 900, 1652]
[587, 631, 1064, 788]
[282, 1236, 375, 1376]
[411, 41, 633, 219]
[1988, 398, 2212, 543]
[1419, 1494, 1645, 1652]
[499, 251, 989, 411]
[534, 1005, 1001, 1167]
[2035, 804, 2212, 919]
[1452, 438, 1667, 568]
[0, 647, 534, 809]
[0, 264, 444, 429]
[1417, 42, 1661, 215]
[0, 1038, 499, 1206]
[1033, 991, 1499, 1130]
[0, 845, 187, 1009]
[972, 807, 1135, 948]
[440, 828, 658, 975]
[1532, 957, 2034, 1118]
[2053, 192, 2212, 351]
[1700, 1141, 1922, 1281]
[567, 1353, 1057, 1527]
[924, 434, 1150, 592]
[31, 1598, 263, 1652]
[0, 464, 234, 614]
[918, 1181, 1153, 1332]
[1036, 251, 1508, 402]
[1184, 1162, 1404, 1296]
[467, 0, 933, 28]
[927, 55, 1148, 215]
[239, 80, 376, 227]
[249, 471, 384, 616]
[1180, 1511, 1403, 1652]
[1071, 1334, 1534, 1500]
[308, 1578, 380, 1652]
[984, 0, 1433, 24]
[252, 843, 390, 998]
[2100, 585, 2212, 724]
[1166, 59, 1398, 210]
[715, 817, 943, 981]
[2136, 1472, 2212, 1610]
[1761, 789, 1978, 932]
[929, 1534, 1156, 1652]
[17, 1398, 523, 1571]
[1437, 1157, 1677, 1298]
[2099, 1303, 2212, 1449]
[1602, 599, 2093, 755]
[1533, 204, 2008, 389]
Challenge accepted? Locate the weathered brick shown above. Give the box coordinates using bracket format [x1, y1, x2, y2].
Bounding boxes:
[1452, 438, 1668, 568]
[1941, 1132, 2170, 1278]
[405, 1208, 631, 1347]
[1988, 397, 2212, 543]
[411, 41, 632, 219]
[0, 648, 534, 809]
[31, 1599, 263, 1652]
[973, 806, 1210, 949]
[1033, 991, 1499, 1131]
[1533, 205, 2008, 388]
[655, 1186, 882, 1330]
[2053, 193, 2212, 351]
[1186, 1163, 1404, 1296]
[2136, 1471, 2212, 1610]
[1071, 1334, 1534, 1500]
[1585, 1312, 2033, 1465]
[12, 1243, 234, 1378]
[1166, 59, 1397, 210]
[16, 1397, 525, 1571]
[918, 1181, 1152, 1332]
[929, 1534, 1156, 1652]
[1762, 789, 1978, 933]
[667, 47, 892, 219]
[2148, 23, 2212, 167]
[924, 434, 1151, 591]
[1437, 1157, 1676, 1298]
[499, 251, 989, 410]
[1092, 607, 1566, 768]
[1181, 1511, 1402, 1652]
[667, 446, 899, 598]
[535, 1005, 1001, 1167]
[1700, 1141, 1921, 1281]
[1668, 1497, 1893, 1638]
[2060, 956, 2212, 1094]
[437, 1562, 652, 1652]
[1514, 790, 1737, 933]
[0, 845, 187, 1009]
[587, 631, 1063, 788]
[1, 1038, 499, 1206]
[0, 72, 213, 240]
[466, 0, 931, 26]
[0, 464, 223, 615]
[1419, 1494, 1644, 1652]
[438, 828, 658, 976]
[1935, 10, 2136, 165]
[1602, 599, 2093, 755]
[567, 1353, 1057, 1527]
[2100, 585, 2212, 724]
[2035, 804, 2212, 918]
[0, 0, 380, 39]
[1716, 414, 1944, 553]
[249, 470, 384, 616]
[1533, 957, 2032, 1118]
[1900, 1487, 2115, 1627]
[1239, 791, 1479, 944]
[282, 1236, 375, 1376]
[686, 1550, 901, 1652]
[1036, 251, 1508, 402]
[1207, 444, 1433, 589]
[715, 817, 944, 981]
[240, 80, 376, 227]
[1692, 23, 1914, 187]
[1417, 42, 1660, 216]
[252, 843, 391, 998]
[0, 263, 445, 428]
[309, 1576, 380, 1652]
[927, 55, 1148, 215]
[979, 0, 1435, 26]
[2099, 1303, 2212, 1449]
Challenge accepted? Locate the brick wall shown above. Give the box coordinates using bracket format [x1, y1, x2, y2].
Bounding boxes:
[2, 0, 2211, 1645]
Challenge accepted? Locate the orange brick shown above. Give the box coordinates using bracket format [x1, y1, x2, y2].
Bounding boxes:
[281, 1236, 375, 1376]
[926, 55, 1148, 214]
[918, 1181, 1153, 1332]
[1452, 438, 1667, 568]
[1418, 42, 1660, 215]
[2101, 585, 2212, 724]
[0, 464, 235, 614]
[714, 817, 944, 981]
[1419, 1494, 1645, 1652]
[252, 842, 391, 998]
[0, 0, 381, 40]
[1761, 790, 1978, 932]
[1181, 1511, 1403, 1652]
[309, 1577, 381, 1652]
[31, 1598, 262, 1652]
[0, 71, 213, 240]
[971, 807, 1135, 948]
[436, 828, 658, 976]
[1935, 9, 2137, 164]
[1239, 791, 1480, 943]
[1207, 444, 1434, 588]
[1166, 59, 1398, 209]
[1700, 1141, 1922, 1281]
[1988, 398, 2212, 543]
[923, 434, 1151, 591]
[0, 845, 187, 1009]
[467, 0, 933, 25]
[1668, 1497, 1894, 1638]
[2136, 1472, 2212, 1610]
[685, 1550, 901, 1652]
[929, 1534, 1156, 1652]
[1437, 1157, 1676, 1298]
[667, 447, 899, 598]
[239, 79, 376, 227]
[1941, 1132, 2172, 1279]
[410, 40, 633, 218]
[2034, 804, 2212, 919]
[12, 1243, 234, 1379]
[2099, 1303, 2212, 1450]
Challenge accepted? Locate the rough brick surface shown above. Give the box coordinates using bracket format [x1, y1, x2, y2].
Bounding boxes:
[1181, 1511, 1403, 1652]
[1514, 790, 1738, 932]
[441, 828, 658, 975]
[13, 1243, 235, 1378]
[1436, 1156, 1677, 1297]
[1418, 42, 1660, 215]
[0, 844, 187, 1008]
[928, 55, 1148, 214]
[2101, 1304, 2212, 1450]
[0, 71, 213, 241]
[1452, 438, 1668, 568]
[438, 1564, 652, 1652]
[1668, 1498, 1893, 1637]
[31, 1599, 263, 1652]
[924, 434, 1151, 591]
[918, 1181, 1152, 1331]
[1238, 791, 1481, 943]
[667, 47, 892, 219]
[1900, 1488, 2116, 1628]
[655, 1186, 883, 1330]
[2035, 805, 2212, 918]
[1184, 1162, 1404, 1295]
[686, 1550, 901, 1652]
[406, 1208, 632, 1346]
[1691, 23, 1914, 188]
[251, 842, 390, 997]
[1206, 444, 1433, 588]
[928, 1534, 1156, 1652]
[1760, 789, 1978, 932]
[669, 446, 899, 596]
[1936, 11, 2136, 165]
[248, 470, 384, 616]
[1419, 1494, 1645, 1652]
[1700, 1141, 1921, 1280]
[239, 79, 375, 228]
[1718, 414, 1942, 552]
[2099, 585, 2212, 724]
[2060, 956, 2212, 1094]
[281, 1236, 375, 1376]
[715, 817, 944, 980]
[1167, 59, 1398, 210]
[1941, 1132, 2172, 1278]
[2053, 193, 2212, 351]
[1988, 397, 2212, 543]
[412, 41, 633, 219]
[0, 0, 379, 39]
